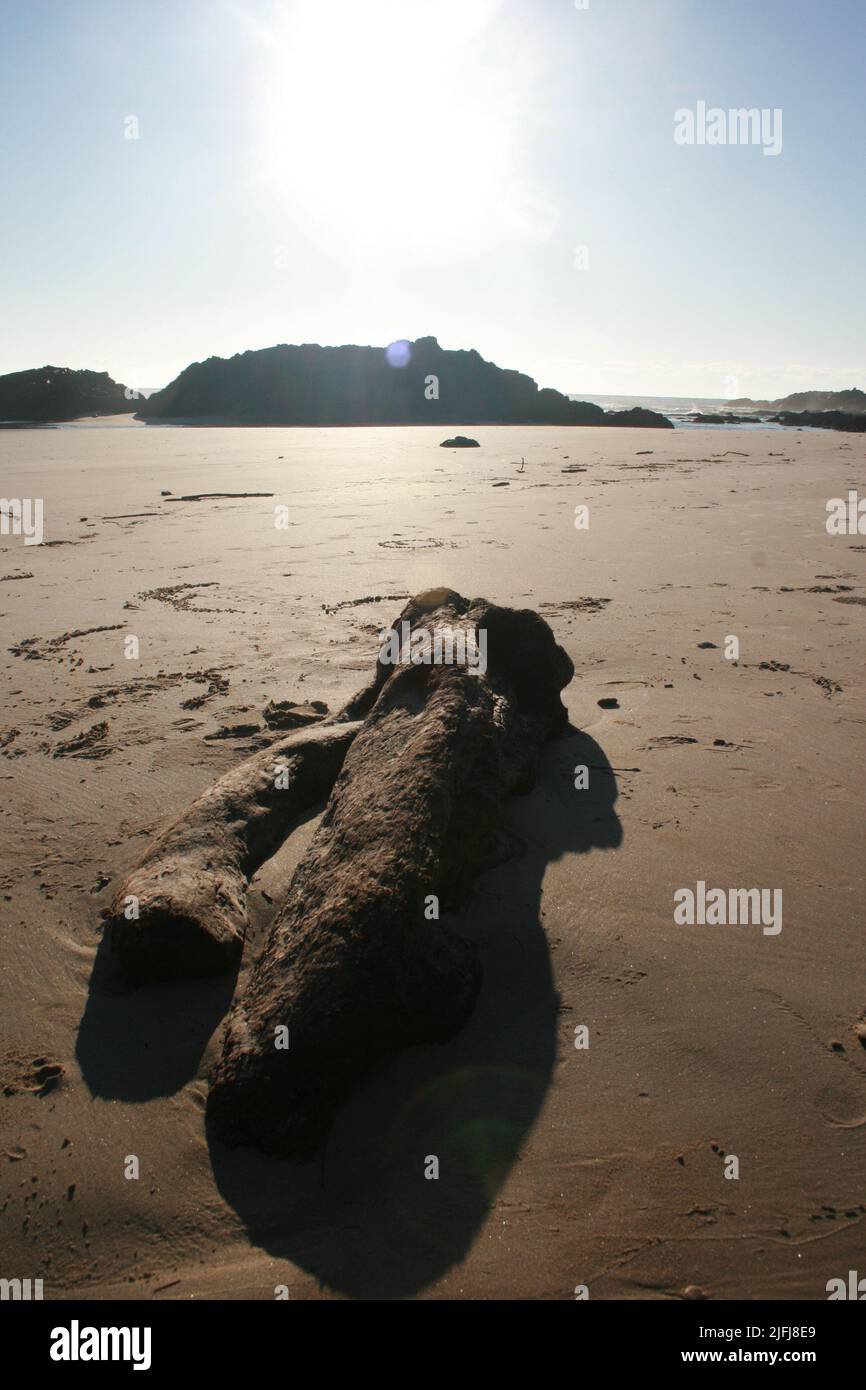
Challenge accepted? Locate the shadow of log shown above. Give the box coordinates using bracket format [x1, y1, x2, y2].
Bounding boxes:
[74, 934, 238, 1102]
[207, 726, 622, 1298]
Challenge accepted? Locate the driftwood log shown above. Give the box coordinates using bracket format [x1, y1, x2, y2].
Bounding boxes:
[206, 588, 573, 1155]
[106, 627, 392, 982]
[107, 719, 362, 980]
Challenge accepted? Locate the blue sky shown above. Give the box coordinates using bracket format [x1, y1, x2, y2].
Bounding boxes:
[1, 0, 863, 398]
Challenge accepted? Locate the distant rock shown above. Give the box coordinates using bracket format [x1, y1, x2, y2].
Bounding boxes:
[136, 337, 673, 428]
[607, 407, 674, 429]
[689, 412, 751, 424]
[770, 410, 866, 433]
[441, 435, 479, 448]
[0, 367, 135, 422]
[728, 387, 866, 414]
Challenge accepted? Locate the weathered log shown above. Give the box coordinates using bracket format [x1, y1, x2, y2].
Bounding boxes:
[207, 589, 573, 1155]
[107, 719, 362, 981]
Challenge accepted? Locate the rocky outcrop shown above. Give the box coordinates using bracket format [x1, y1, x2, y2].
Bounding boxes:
[728, 388, 866, 414]
[0, 367, 136, 422]
[770, 410, 866, 433]
[206, 588, 574, 1155]
[688, 412, 752, 424]
[136, 337, 672, 428]
[607, 407, 674, 429]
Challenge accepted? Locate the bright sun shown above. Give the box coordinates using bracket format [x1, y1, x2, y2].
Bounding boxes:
[252, 0, 516, 256]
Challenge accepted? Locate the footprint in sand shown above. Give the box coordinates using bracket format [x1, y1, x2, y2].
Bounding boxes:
[815, 1082, 866, 1130]
[814, 676, 843, 697]
[52, 721, 112, 759]
[137, 581, 232, 614]
[541, 598, 611, 615]
[0, 1052, 64, 1098]
[203, 723, 264, 741]
[9, 624, 124, 661]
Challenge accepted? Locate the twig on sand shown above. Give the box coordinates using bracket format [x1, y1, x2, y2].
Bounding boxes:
[163, 492, 274, 502]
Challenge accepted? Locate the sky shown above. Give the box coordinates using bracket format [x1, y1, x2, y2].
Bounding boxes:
[1, 0, 864, 400]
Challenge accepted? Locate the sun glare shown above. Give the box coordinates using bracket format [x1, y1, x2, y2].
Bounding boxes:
[252, 0, 514, 255]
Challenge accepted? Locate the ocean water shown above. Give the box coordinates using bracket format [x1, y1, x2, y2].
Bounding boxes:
[2, 399, 795, 431]
[573, 394, 789, 430]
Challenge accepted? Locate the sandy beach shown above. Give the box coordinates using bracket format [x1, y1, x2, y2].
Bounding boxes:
[1, 420, 864, 1300]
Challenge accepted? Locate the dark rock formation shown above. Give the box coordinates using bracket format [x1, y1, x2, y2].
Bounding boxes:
[206, 588, 574, 1155]
[136, 336, 672, 428]
[689, 412, 752, 425]
[607, 407, 674, 429]
[440, 435, 480, 447]
[0, 367, 136, 422]
[770, 410, 866, 433]
[107, 719, 361, 981]
[728, 387, 866, 414]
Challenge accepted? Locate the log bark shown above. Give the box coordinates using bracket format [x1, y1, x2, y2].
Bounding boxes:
[207, 589, 573, 1155]
[107, 719, 361, 981]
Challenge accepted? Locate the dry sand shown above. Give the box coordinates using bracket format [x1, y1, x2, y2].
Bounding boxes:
[0, 420, 864, 1300]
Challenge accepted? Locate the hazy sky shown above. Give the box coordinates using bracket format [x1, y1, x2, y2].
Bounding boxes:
[1, 0, 864, 399]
